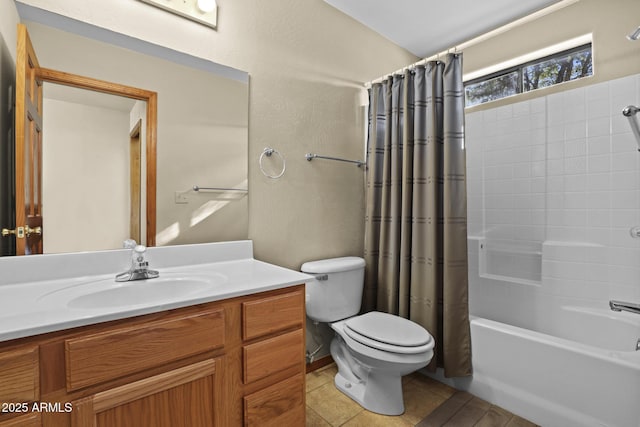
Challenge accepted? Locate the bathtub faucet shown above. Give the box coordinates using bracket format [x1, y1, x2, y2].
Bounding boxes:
[609, 300, 640, 315]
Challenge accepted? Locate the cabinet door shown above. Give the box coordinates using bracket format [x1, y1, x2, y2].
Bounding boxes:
[0, 345, 39, 403]
[71, 359, 222, 427]
[0, 413, 41, 427]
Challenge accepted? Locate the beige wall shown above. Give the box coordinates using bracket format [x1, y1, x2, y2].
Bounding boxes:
[11, 0, 416, 269]
[43, 98, 130, 253]
[0, 0, 19, 62]
[464, 0, 640, 112]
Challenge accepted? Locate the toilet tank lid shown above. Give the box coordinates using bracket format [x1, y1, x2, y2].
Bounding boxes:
[301, 257, 365, 273]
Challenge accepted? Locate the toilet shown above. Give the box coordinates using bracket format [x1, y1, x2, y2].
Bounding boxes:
[302, 257, 434, 416]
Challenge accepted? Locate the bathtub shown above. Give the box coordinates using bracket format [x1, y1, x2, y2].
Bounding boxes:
[428, 238, 640, 427]
[466, 310, 640, 427]
[430, 308, 640, 427]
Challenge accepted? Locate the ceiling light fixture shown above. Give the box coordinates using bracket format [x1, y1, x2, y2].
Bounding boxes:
[137, 0, 217, 29]
[197, 0, 217, 14]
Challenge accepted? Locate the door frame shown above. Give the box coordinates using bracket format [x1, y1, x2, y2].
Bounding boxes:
[130, 119, 142, 244]
[35, 67, 157, 247]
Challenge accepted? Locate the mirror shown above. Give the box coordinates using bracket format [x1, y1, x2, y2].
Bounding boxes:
[2, 5, 249, 255]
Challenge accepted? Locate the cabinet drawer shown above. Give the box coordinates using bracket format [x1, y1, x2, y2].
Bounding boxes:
[243, 329, 303, 384]
[244, 374, 304, 427]
[0, 345, 39, 403]
[242, 288, 303, 341]
[66, 308, 224, 391]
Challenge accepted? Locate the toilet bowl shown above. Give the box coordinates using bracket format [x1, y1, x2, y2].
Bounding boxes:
[302, 257, 435, 415]
[330, 311, 434, 415]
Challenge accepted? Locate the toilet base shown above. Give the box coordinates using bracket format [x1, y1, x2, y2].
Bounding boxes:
[333, 371, 405, 416]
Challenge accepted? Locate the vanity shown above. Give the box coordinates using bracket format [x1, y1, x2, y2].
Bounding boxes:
[0, 241, 311, 427]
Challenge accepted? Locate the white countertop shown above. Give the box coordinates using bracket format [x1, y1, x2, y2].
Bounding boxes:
[0, 241, 313, 342]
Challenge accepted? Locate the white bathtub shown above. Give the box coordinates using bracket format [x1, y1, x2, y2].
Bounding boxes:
[431, 308, 640, 427]
[466, 310, 640, 427]
[429, 238, 640, 427]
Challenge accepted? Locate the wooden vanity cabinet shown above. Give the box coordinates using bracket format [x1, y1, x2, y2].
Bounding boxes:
[0, 285, 306, 427]
[0, 344, 42, 426]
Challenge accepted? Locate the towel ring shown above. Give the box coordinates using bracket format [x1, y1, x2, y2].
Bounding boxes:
[259, 147, 286, 179]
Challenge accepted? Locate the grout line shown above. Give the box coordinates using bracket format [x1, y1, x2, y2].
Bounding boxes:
[337, 409, 365, 427]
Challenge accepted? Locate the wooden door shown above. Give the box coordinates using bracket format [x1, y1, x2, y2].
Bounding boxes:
[15, 24, 43, 255]
[71, 359, 222, 427]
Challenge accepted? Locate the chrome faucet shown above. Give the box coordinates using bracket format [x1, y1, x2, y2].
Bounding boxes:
[116, 244, 160, 282]
[609, 300, 640, 315]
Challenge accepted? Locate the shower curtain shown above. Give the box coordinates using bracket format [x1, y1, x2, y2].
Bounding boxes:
[363, 54, 471, 377]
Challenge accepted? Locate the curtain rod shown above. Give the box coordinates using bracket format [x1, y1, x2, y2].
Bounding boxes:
[364, 0, 579, 88]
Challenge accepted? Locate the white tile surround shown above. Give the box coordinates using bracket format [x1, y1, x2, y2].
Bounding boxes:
[466, 74, 640, 307]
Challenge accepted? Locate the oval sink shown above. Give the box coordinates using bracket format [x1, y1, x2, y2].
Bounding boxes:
[67, 276, 223, 309]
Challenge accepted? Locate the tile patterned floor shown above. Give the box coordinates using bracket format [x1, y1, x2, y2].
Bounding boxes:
[306, 364, 538, 427]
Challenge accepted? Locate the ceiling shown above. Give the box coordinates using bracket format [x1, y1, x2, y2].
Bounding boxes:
[44, 83, 137, 113]
[324, 0, 564, 58]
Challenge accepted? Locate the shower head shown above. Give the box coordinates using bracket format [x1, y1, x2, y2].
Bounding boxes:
[623, 105, 640, 151]
[627, 26, 640, 41]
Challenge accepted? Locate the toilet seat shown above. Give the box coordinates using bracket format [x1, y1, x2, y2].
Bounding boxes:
[343, 312, 433, 355]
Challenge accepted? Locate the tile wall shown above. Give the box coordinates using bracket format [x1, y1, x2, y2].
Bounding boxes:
[466, 74, 640, 306]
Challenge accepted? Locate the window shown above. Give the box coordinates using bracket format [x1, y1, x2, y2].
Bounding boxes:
[465, 43, 593, 107]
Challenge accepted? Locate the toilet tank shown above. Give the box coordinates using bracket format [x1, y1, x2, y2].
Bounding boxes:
[301, 257, 366, 323]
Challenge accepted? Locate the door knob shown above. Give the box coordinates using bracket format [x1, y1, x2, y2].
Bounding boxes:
[25, 226, 42, 236]
[1, 227, 25, 238]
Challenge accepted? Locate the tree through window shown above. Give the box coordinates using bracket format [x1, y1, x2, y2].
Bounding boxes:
[465, 43, 593, 107]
